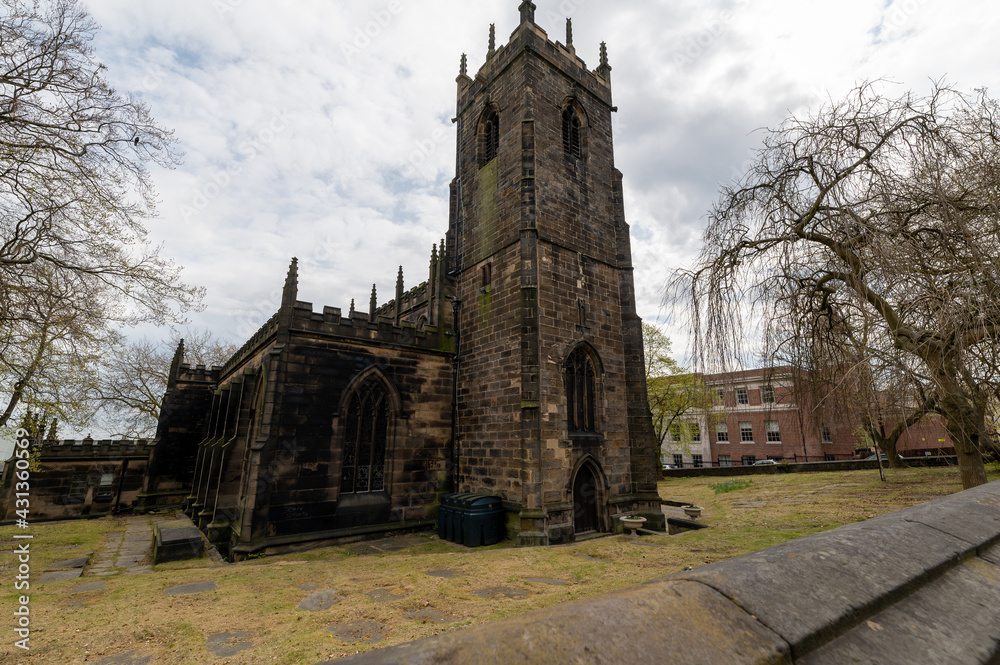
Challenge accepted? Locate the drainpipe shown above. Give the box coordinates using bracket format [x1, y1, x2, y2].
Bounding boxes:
[449, 297, 462, 493]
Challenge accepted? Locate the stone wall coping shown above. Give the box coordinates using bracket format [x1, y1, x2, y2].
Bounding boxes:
[330, 481, 1000, 664]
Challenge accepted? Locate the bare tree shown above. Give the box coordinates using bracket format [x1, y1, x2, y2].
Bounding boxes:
[673, 81, 1000, 489]
[93, 329, 238, 438]
[0, 0, 202, 428]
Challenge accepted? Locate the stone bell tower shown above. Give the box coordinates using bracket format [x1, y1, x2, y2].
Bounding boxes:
[446, 2, 663, 546]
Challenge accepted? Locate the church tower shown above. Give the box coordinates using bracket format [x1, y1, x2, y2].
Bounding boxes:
[447, 2, 663, 545]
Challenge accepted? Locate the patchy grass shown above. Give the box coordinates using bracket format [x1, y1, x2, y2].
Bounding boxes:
[709, 478, 754, 494]
[1, 466, 996, 664]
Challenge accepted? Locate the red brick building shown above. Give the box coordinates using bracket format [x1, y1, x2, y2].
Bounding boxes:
[661, 367, 954, 467]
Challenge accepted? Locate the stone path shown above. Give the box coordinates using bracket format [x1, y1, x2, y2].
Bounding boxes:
[87, 514, 197, 577]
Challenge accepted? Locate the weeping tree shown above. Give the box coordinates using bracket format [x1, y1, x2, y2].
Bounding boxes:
[673, 81, 1000, 489]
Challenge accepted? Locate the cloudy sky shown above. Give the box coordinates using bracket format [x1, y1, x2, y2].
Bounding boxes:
[1, 0, 996, 452]
[73, 0, 996, 349]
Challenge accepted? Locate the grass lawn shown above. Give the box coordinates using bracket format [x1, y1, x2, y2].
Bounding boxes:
[2, 465, 997, 664]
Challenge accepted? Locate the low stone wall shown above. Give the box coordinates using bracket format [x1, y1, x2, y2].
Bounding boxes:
[662, 455, 959, 478]
[329, 480, 1000, 664]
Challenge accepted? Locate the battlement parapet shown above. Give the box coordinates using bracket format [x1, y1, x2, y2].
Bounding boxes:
[36, 438, 155, 460]
[220, 312, 280, 378]
[290, 300, 452, 353]
[460, 18, 613, 115]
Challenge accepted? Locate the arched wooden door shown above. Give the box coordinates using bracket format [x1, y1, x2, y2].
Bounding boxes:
[573, 464, 599, 534]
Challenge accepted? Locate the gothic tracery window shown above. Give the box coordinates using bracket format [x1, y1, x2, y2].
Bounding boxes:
[565, 346, 597, 434]
[562, 106, 582, 158]
[340, 376, 390, 494]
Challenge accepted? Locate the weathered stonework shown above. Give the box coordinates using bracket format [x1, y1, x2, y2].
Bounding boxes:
[145, 6, 662, 556]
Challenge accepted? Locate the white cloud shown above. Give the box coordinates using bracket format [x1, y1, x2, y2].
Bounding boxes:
[19, 0, 989, 442]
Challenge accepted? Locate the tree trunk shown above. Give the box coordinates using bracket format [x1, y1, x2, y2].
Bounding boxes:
[939, 394, 989, 489]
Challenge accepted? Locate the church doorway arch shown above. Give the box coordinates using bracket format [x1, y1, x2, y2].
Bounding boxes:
[571, 457, 606, 535]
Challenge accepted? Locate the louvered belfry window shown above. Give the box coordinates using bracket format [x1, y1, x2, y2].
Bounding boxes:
[482, 108, 500, 165]
[562, 106, 582, 158]
[340, 377, 389, 494]
[566, 347, 596, 434]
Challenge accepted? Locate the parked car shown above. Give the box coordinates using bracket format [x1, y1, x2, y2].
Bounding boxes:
[753, 459, 778, 466]
[662, 464, 675, 470]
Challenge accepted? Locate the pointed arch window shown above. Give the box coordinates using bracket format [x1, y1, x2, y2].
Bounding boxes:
[480, 107, 500, 166]
[566, 346, 597, 434]
[562, 106, 582, 158]
[340, 377, 390, 494]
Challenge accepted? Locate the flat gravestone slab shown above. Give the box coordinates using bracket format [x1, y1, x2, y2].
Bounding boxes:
[298, 590, 341, 611]
[800, 559, 1000, 665]
[524, 578, 567, 586]
[206, 630, 255, 658]
[474, 586, 529, 600]
[899, 491, 1000, 548]
[71, 581, 107, 594]
[328, 620, 384, 645]
[298, 583, 319, 591]
[675, 512, 972, 654]
[38, 569, 83, 583]
[425, 569, 462, 578]
[97, 652, 152, 665]
[403, 608, 452, 624]
[367, 588, 409, 603]
[164, 581, 217, 596]
[981, 542, 1000, 566]
[48, 555, 90, 570]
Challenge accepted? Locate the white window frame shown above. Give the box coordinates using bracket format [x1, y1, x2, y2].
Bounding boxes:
[739, 421, 754, 443]
[766, 420, 781, 443]
[736, 387, 749, 405]
[762, 385, 775, 403]
[716, 423, 729, 443]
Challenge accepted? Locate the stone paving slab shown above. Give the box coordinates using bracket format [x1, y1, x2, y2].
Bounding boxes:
[298, 589, 342, 611]
[49, 555, 91, 570]
[474, 586, 529, 600]
[206, 630, 255, 658]
[424, 569, 462, 578]
[38, 569, 83, 583]
[321, 580, 789, 665]
[981, 541, 1000, 566]
[71, 580, 107, 594]
[403, 608, 452, 624]
[898, 489, 1000, 548]
[327, 620, 384, 645]
[675, 512, 974, 655]
[164, 581, 217, 596]
[800, 558, 1000, 665]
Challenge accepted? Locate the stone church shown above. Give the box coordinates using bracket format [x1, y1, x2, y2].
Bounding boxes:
[143, 2, 664, 558]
